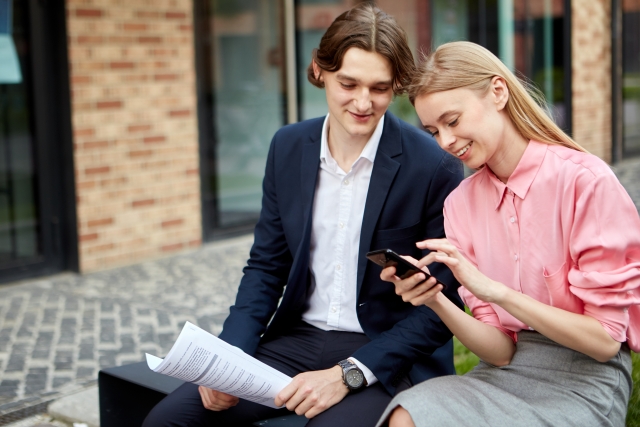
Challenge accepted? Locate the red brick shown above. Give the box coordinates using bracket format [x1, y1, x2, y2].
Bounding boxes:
[129, 149, 153, 158]
[186, 168, 199, 175]
[97, 100, 122, 109]
[166, 11, 187, 19]
[85, 166, 111, 175]
[161, 242, 184, 252]
[72, 75, 92, 85]
[83, 140, 110, 150]
[132, 198, 155, 208]
[169, 109, 191, 117]
[144, 135, 166, 144]
[136, 11, 161, 19]
[123, 23, 148, 31]
[76, 9, 103, 18]
[74, 128, 95, 138]
[154, 74, 179, 81]
[88, 217, 114, 228]
[161, 218, 184, 228]
[179, 25, 192, 32]
[188, 239, 201, 247]
[80, 233, 99, 242]
[128, 124, 152, 133]
[139, 36, 162, 44]
[110, 62, 135, 69]
[77, 35, 104, 44]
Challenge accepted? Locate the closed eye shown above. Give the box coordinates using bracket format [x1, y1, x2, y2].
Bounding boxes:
[448, 118, 458, 127]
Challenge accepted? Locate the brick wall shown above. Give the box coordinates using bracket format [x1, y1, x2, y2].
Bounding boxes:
[66, 0, 202, 272]
[572, 0, 612, 161]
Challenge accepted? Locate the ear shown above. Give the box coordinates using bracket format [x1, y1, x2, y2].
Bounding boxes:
[490, 76, 509, 111]
[312, 60, 323, 82]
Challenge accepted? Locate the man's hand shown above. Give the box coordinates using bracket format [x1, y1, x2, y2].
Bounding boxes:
[275, 365, 349, 418]
[198, 386, 239, 411]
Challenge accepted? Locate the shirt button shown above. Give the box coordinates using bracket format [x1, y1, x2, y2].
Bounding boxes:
[510, 217, 516, 223]
[343, 180, 350, 186]
[339, 222, 344, 229]
[331, 306, 337, 313]
[336, 264, 341, 271]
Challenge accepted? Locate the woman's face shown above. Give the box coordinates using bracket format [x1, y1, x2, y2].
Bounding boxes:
[414, 79, 510, 171]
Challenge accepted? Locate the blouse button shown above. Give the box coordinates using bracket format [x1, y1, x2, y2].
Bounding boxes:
[624, 308, 629, 313]
[510, 217, 516, 223]
[514, 254, 518, 261]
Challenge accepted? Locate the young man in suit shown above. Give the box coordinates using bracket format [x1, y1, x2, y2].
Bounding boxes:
[144, 3, 463, 426]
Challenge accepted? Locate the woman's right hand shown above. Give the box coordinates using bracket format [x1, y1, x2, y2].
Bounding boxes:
[380, 256, 443, 307]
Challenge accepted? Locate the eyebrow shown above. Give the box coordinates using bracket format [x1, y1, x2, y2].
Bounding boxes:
[436, 110, 459, 123]
[335, 73, 393, 86]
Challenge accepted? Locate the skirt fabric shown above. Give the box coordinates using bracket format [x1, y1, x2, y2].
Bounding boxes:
[376, 331, 632, 427]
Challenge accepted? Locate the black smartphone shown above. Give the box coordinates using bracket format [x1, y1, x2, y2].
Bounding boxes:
[366, 248, 446, 290]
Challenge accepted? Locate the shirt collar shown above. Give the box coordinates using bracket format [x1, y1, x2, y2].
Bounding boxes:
[319, 113, 385, 167]
[488, 140, 548, 210]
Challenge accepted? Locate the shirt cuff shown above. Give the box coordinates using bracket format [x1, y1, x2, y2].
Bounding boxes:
[348, 357, 378, 386]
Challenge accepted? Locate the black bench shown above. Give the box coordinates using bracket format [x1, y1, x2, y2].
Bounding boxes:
[98, 362, 308, 427]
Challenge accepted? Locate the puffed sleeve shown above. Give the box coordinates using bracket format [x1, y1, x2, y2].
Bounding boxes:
[567, 171, 640, 347]
[444, 198, 518, 343]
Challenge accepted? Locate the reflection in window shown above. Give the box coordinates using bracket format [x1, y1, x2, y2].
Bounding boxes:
[623, 1, 640, 154]
[202, 0, 287, 229]
[0, 1, 40, 263]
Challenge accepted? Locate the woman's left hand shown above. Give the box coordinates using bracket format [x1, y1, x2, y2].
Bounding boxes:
[416, 239, 507, 303]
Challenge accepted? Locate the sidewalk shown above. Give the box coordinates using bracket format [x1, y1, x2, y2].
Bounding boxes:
[0, 156, 638, 426]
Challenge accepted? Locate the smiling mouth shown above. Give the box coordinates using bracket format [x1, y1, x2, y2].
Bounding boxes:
[456, 142, 473, 157]
[350, 112, 372, 120]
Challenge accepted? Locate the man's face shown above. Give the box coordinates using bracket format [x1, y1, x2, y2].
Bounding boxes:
[317, 48, 394, 144]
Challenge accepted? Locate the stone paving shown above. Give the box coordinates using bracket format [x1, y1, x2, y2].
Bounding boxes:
[0, 234, 252, 422]
[0, 156, 637, 425]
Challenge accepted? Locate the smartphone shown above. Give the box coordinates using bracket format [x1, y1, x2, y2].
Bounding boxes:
[366, 248, 446, 290]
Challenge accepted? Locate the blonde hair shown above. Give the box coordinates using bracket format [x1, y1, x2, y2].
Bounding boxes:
[408, 41, 586, 153]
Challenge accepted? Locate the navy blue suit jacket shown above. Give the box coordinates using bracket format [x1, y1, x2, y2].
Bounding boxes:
[219, 112, 464, 394]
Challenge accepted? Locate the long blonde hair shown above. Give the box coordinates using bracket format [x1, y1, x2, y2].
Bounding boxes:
[408, 41, 586, 153]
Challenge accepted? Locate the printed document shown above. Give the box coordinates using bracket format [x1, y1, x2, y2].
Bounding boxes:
[146, 321, 292, 408]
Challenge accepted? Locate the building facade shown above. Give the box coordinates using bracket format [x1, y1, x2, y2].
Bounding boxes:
[0, 0, 638, 281]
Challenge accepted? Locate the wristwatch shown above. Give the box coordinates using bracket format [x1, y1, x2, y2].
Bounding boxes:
[337, 359, 367, 391]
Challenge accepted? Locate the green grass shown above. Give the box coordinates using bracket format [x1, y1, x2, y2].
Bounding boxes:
[452, 339, 640, 426]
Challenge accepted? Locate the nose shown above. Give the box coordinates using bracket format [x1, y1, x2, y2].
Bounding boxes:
[439, 128, 456, 149]
[353, 89, 371, 112]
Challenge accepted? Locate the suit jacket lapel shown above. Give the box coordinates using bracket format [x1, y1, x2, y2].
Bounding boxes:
[357, 113, 402, 295]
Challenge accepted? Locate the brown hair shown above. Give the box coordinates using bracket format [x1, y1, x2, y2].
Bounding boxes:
[408, 41, 586, 152]
[307, 2, 415, 95]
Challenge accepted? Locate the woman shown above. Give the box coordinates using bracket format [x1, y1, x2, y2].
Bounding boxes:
[376, 41, 640, 427]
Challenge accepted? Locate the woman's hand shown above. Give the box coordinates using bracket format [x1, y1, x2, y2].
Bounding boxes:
[416, 239, 508, 303]
[380, 256, 443, 307]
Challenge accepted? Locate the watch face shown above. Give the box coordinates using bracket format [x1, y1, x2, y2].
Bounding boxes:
[346, 369, 364, 388]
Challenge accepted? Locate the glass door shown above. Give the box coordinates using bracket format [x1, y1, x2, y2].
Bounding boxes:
[0, 0, 74, 282]
[196, 0, 288, 238]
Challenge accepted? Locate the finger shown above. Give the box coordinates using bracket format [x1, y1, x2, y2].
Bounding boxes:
[409, 283, 443, 306]
[416, 238, 448, 249]
[275, 382, 297, 407]
[380, 266, 398, 282]
[395, 272, 428, 294]
[400, 277, 438, 302]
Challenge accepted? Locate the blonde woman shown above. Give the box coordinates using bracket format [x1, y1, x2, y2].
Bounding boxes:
[377, 41, 640, 427]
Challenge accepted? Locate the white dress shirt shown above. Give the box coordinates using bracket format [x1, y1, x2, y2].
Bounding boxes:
[301, 114, 384, 385]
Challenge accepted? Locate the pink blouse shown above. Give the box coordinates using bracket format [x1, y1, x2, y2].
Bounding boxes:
[444, 140, 640, 351]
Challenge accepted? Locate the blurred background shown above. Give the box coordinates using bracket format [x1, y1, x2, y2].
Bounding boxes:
[0, 0, 637, 289]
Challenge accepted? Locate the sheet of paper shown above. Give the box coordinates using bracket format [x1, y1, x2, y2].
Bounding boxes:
[146, 321, 292, 408]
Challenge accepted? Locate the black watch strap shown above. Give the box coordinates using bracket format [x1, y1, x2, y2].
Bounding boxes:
[337, 359, 367, 391]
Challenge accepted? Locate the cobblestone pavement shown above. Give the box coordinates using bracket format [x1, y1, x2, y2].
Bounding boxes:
[0, 234, 252, 422]
[0, 157, 638, 425]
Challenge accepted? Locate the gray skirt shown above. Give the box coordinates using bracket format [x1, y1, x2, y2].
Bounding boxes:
[377, 331, 632, 427]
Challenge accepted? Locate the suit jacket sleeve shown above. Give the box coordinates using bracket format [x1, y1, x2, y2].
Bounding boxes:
[218, 133, 293, 355]
[351, 153, 464, 394]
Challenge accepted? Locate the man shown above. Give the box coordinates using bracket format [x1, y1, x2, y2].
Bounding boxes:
[144, 4, 463, 426]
